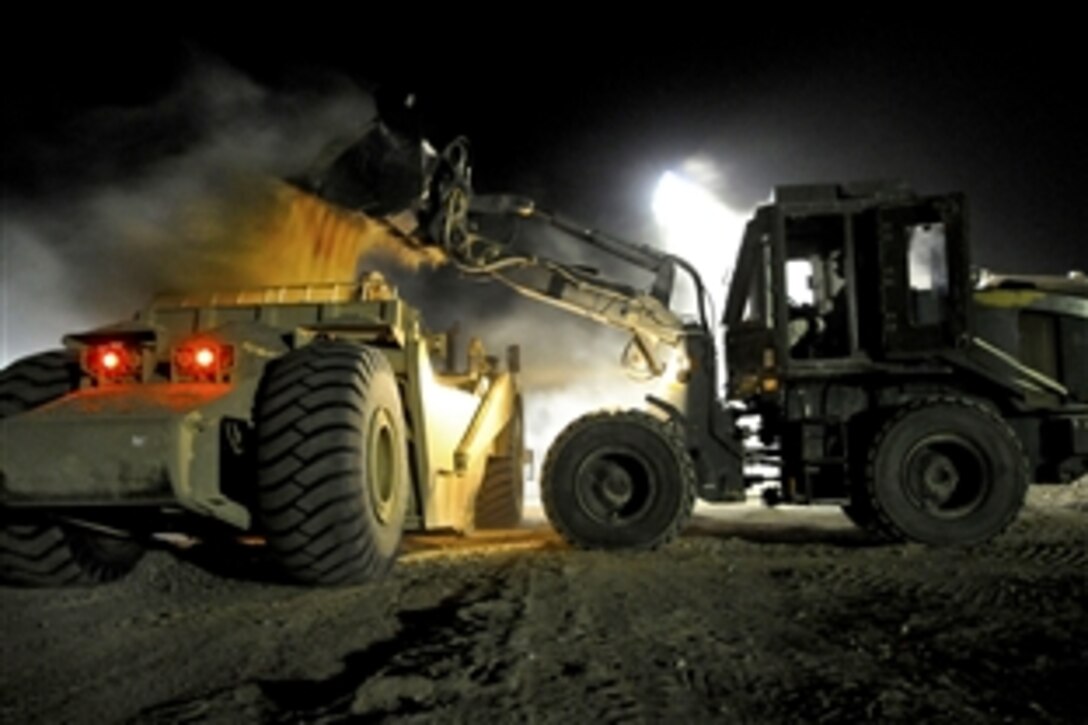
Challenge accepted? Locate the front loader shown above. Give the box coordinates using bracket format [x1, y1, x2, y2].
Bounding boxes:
[294, 118, 1088, 549]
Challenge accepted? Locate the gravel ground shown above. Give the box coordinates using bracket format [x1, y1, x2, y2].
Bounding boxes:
[1, 482, 1085, 724]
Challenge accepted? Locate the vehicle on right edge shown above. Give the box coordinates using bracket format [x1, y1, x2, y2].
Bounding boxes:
[721, 183, 1086, 545]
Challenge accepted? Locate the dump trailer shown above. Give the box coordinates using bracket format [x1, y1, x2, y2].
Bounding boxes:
[0, 272, 525, 586]
[297, 120, 1088, 549]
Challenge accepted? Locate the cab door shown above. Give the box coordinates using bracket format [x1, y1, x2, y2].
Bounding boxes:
[876, 195, 970, 356]
[725, 209, 778, 398]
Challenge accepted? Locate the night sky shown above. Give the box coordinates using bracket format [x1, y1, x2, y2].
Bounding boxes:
[3, 20, 1086, 305]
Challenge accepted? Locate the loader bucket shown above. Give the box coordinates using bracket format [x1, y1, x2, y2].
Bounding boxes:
[291, 122, 433, 222]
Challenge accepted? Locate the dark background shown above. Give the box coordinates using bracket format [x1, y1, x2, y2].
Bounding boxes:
[4, 18, 1086, 273]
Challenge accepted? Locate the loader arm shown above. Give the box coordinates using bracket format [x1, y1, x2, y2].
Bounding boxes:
[294, 116, 744, 504]
[294, 123, 707, 373]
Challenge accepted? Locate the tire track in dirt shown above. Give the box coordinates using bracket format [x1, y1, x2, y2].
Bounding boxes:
[514, 551, 751, 724]
[988, 539, 1088, 569]
[779, 533, 1086, 614]
[652, 510, 1085, 723]
[725, 525, 1088, 722]
[7, 493, 1086, 724]
[514, 557, 652, 724]
[131, 556, 533, 723]
[666, 557, 880, 724]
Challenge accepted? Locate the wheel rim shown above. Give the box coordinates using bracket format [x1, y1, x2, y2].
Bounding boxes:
[901, 434, 989, 519]
[573, 447, 656, 526]
[367, 407, 398, 525]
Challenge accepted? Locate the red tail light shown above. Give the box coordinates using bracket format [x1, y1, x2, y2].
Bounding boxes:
[173, 341, 233, 382]
[194, 346, 217, 369]
[101, 350, 122, 371]
[84, 343, 141, 382]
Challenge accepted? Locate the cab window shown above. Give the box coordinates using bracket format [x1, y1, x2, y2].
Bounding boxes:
[907, 222, 948, 326]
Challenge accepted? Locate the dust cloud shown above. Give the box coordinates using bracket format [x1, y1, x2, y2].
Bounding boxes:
[1, 56, 378, 365]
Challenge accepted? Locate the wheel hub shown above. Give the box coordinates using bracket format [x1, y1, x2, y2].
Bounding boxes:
[920, 452, 959, 505]
[595, 463, 634, 507]
[367, 408, 398, 524]
[574, 448, 653, 525]
[903, 435, 988, 519]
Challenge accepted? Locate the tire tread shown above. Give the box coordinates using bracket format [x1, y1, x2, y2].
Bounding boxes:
[541, 409, 696, 550]
[254, 341, 405, 585]
[864, 395, 1029, 545]
[1, 351, 143, 587]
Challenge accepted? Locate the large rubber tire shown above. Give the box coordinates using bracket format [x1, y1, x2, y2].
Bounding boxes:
[474, 397, 525, 529]
[254, 341, 409, 585]
[542, 410, 695, 550]
[840, 498, 904, 542]
[841, 416, 903, 541]
[0, 350, 78, 417]
[865, 397, 1029, 546]
[0, 521, 145, 586]
[0, 351, 144, 587]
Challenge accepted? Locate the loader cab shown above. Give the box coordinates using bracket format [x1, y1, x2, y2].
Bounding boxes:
[725, 183, 971, 399]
